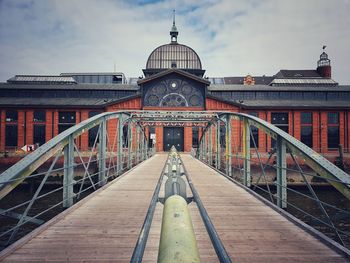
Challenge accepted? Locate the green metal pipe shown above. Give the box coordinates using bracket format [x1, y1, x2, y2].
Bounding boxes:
[158, 195, 200, 263]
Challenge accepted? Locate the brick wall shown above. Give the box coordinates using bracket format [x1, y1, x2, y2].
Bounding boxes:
[0, 99, 349, 156]
[155, 126, 163, 152]
[184, 127, 192, 152]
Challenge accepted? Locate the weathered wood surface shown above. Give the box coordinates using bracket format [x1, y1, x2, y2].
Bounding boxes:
[0, 154, 168, 262]
[0, 153, 348, 262]
[180, 154, 348, 262]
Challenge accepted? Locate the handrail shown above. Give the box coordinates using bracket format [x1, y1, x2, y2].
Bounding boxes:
[197, 111, 350, 251]
[198, 111, 350, 199]
[0, 111, 151, 199]
[157, 147, 200, 263]
[180, 152, 232, 263]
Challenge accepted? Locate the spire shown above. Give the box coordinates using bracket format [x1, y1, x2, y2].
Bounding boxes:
[170, 9, 178, 43]
[318, 45, 330, 67]
[317, 45, 331, 78]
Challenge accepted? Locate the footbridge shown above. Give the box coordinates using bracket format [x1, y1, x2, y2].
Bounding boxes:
[0, 111, 349, 262]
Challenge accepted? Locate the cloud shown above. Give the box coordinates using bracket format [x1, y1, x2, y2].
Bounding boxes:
[0, 0, 349, 83]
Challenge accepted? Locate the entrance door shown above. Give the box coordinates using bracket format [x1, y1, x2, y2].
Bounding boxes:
[163, 127, 184, 151]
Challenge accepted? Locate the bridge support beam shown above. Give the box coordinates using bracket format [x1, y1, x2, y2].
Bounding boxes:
[128, 121, 133, 169]
[136, 126, 140, 164]
[63, 135, 74, 208]
[202, 130, 206, 162]
[209, 126, 213, 166]
[216, 120, 221, 170]
[99, 120, 107, 187]
[118, 114, 123, 174]
[276, 135, 287, 208]
[226, 115, 232, 177]
[243, 119, 251, 187]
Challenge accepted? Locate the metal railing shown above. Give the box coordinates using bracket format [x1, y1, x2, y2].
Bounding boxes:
[0, 111, 153, 248]
[131, 146, 232, 262]
[196, 112, 350, 253]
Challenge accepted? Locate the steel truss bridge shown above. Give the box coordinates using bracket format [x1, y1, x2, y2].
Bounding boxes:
[0, 111, 349, 262]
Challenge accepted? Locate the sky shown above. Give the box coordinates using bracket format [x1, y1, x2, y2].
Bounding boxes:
[0, 0, 350, 84]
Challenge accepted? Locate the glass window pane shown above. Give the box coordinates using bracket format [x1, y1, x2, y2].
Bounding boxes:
[220, 125, 226, 148]
[6, 110, 18, 122]
[192, 127, 199, 148]
[327, 126, 339, 149]
[89, 111, 102, 118]
[59, 112, 76, 124]
[271, 112, 288, 125]
[34, 125, 46, 146]
[5, 125, 17, 146]
[34, 110, 46, 122]
[301, 126, 312, 148]
[301, 112, 312, 124]
[328, 112, 339, 124]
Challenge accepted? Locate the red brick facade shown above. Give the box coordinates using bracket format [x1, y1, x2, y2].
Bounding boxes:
[0, 97, 349, 154]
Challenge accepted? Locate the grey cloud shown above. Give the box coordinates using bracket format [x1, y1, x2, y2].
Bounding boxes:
[0, 0, 349, 83]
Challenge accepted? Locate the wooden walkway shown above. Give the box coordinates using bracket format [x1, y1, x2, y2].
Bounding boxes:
[0, 153, 348, 262]
[0, 154, 168, 262]
[180, 154, 347, 262]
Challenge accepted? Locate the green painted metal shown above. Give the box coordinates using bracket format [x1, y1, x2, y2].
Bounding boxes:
[127, 120, 133, 169]
[158, 196, 200, 263]
[231, 112, 350, 200]
[1, 110, 349, 203]
[118, 114, 124, 174]
[276, 136, 287, 208]
[0, 111, 154, 201]
[226, 115, 232, 177]
[243, 119, 251, 187]
[63, 135, 74, 208]
[216, 120, 221, 170]
[209, 125, 213, 166]
[98, 120, 107, 187]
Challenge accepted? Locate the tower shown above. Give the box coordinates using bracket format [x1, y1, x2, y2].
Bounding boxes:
[317, 46, 331, 78]
[170, 10, 178, 43]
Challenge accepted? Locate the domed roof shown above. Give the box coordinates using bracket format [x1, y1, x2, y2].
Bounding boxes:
[146, 11, 202, 71]
[146, 43, 202, 70]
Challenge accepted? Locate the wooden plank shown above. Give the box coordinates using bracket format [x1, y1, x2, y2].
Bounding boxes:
[1, 153, 348, 262]
[180, 154, 348, 263]
[1, 154, 168, 262]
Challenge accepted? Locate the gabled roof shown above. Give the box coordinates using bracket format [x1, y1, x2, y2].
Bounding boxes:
[0, 83, 139, 91]
[137, 68, 210, 85]
[0, 94, 141, 108]
[208, 94, 350, 110]
[276, 70, 322, 78]
[208, 84, 350, 91]
[7, 75, 77, 84]
[270, 78, 337, 86]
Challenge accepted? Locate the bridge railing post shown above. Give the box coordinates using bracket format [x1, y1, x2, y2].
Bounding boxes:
[139, 129, 143, 161]
[209, 125, 213, 166]
[118, 114, 123, 174]
[243, 119, 251, 187]
[226, 115, 232, 177]
[276, 135, 287, 208]
[127, 121, 133, 169]
[98, 120, 107, 187]
[63, 135, 74, 208]
[202, 130, 207, 162]
[136, 126, 140, 164]
[216, 120, 221, 170]
[144, 137, 148, 159]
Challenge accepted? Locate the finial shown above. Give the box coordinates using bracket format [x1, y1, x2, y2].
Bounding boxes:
[170, 9, 178, 43]
[322, 45, 327, 50]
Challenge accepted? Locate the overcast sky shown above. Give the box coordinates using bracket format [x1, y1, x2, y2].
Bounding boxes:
[0, 0, 349, 84]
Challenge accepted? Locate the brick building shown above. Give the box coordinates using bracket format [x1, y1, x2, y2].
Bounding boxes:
[0, 20, 349, 156]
